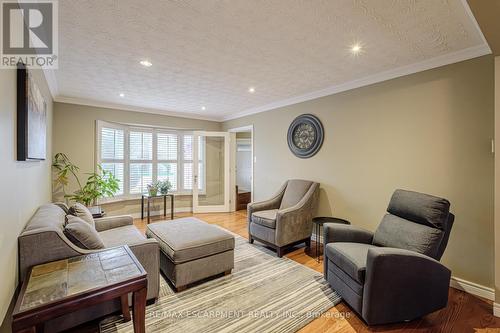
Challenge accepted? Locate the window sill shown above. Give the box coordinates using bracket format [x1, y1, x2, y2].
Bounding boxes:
[98, 191, 207, 204]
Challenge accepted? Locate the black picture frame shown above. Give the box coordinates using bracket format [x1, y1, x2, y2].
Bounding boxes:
[17, 62, 47, 161]
[287, 114, 324, 159]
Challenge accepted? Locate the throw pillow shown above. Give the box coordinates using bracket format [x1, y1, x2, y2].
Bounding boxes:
[64, 215, 105, 250]
[69, 202, 95, 227]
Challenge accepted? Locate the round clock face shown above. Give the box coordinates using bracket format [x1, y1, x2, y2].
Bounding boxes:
[287, 114, 324, 158]
[293, 123, 316, 149]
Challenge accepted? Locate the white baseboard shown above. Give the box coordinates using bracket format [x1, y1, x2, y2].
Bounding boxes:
[449, 276, 495, 301]
[312, 234, 496, 301]
[494, 302, 500, 317]
[129, 207, 192, 219]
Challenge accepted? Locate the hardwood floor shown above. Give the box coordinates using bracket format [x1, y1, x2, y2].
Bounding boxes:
[136, 210, 500, 333]
[71, 210, 500, 332]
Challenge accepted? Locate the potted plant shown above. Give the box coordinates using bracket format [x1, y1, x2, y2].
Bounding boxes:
[158, 179, 172, 195]
[52, 153, 120, 206]
[147, 181, 160, 196]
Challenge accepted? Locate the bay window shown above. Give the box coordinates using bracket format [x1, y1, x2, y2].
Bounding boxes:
[97, 121, 204, 199]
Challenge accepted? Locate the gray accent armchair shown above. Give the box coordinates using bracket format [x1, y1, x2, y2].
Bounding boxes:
[247, 179, 319, 257]
[324, 189, 454, 325]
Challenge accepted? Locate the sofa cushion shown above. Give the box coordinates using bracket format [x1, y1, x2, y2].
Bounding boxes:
[24, 204, 66, 232]
[69, 203, 95, 228]
[146, 217, 235, 264]
[99, 225, 146, 247]
[64, 215, 104, 250]
[280, 180, 312, 209]
[252, 209, 278, 229]
[373, 214, 444, 259]
[387, 189, 450, 230]
[326, 242, 378, 284]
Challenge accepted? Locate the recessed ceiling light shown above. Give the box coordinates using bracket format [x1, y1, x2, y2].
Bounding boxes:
[350, 44, 362, 55]
[248, 87, 255, 93]
[119, 93, 125, 97]
[201, 106, 206, 111]
[139, 60, 152, 67]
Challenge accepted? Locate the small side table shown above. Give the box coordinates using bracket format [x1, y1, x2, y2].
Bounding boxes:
[12, 246, 147, 333]
[89, 205, 105, 219]
[312, 217, 351, 262]
[141, 194, 174, 223]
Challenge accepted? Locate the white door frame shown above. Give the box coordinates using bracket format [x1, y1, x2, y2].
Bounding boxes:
[228, 125, 254, 211]
[193, 131, 230, 213]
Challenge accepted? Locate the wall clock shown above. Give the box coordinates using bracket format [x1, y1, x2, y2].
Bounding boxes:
[287, 114, 324, 158]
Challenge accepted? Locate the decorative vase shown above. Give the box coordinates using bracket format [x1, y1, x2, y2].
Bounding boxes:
[148, 188, 158, 196]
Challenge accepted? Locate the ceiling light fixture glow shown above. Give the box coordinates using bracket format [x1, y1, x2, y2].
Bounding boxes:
[201, 106, 206, 111]
[350, 44, 362, 55]
[248, 87, 255, 93]
[119, 93, 125, 97]
[140, 60, 152, 67]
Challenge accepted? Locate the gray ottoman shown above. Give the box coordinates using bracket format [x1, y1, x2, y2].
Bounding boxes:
[146, 217, 235, 291]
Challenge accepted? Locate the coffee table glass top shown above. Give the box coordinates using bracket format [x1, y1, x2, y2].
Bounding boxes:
[19, 246, 142, 312]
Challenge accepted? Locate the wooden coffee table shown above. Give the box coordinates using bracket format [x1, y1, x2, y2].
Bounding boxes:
[12, 246, 148, 333]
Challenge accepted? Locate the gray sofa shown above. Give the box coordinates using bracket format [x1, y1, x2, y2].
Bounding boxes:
[248, 179, 319, 257]
[18, 203, 159, 331]
[324, 189, 454, 325]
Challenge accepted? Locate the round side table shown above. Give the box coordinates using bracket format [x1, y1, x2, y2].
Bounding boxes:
[312, 217, 350, 262]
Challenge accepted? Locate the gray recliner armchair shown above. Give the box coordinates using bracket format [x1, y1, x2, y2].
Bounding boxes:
[324, 189, 454, 325]
[247, 179, 319, 257]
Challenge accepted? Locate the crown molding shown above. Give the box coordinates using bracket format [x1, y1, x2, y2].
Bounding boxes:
[221, 44, 491, 122]
[53, 96, 222, 122]
[460, 0, 492, 52]
[42, 68, 59, 97]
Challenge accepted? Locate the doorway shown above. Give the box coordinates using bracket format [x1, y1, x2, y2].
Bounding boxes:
[229, 126, 254, 212]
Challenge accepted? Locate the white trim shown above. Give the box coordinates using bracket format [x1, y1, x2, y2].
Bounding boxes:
[54, 96, 221, 122]
[494, 302, 500, 317]
[449, 276, 495, 301]
[460, 0, 492, 51]
[222, 44, 491, 121]
[42, 68, 59, 97]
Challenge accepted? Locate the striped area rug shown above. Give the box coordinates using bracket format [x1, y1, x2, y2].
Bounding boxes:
[100, 235, 341, 333]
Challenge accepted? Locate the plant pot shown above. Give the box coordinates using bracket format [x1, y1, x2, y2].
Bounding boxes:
[160, 190, 169, 195]
[148, 189, 158, 196]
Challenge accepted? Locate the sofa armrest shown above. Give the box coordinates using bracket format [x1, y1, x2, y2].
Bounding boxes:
[128, 238, 160, 300]
[363, 247, 451, 325]
[18, 228, 91, 282]
[94, 215, 133, 232]
[247, 183, 287, 222]
[323, 223, 373, 245]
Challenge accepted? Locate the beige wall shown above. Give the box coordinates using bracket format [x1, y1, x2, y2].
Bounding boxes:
[495, 56, 500, 305]
[0, 70, 53, 323]
[224, 56, 495, 288]
[52, 103, 221, 214]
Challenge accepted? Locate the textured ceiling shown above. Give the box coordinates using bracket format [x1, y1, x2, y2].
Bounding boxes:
[54, 0, 489, 121]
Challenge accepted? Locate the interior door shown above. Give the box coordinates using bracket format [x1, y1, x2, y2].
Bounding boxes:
[192, 131, 230, 213]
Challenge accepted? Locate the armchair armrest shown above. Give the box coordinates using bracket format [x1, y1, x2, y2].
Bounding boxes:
[363, 247, 451, 325]
[274, 183, 319, 246]
[94, 215, 133, 232]
[247, 183, 287, 222]
[323, 223, 373, 245]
